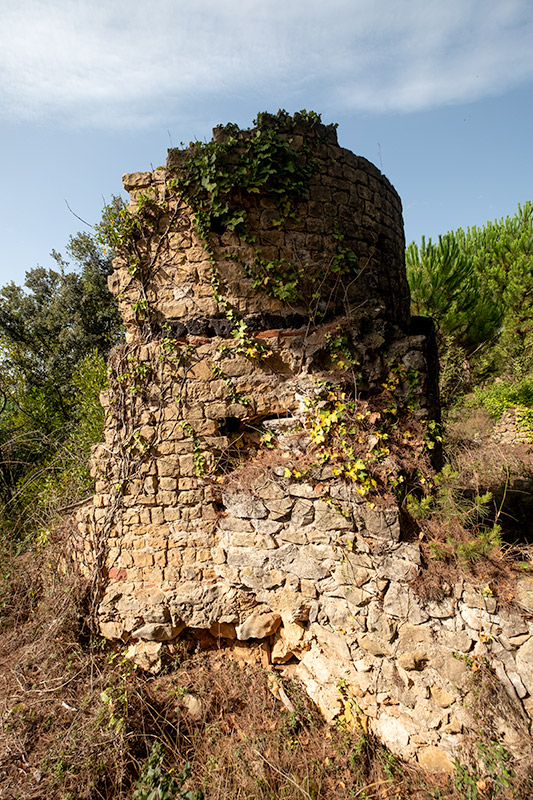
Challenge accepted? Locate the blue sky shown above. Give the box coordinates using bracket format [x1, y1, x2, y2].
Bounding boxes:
[0, 0, 532, 287]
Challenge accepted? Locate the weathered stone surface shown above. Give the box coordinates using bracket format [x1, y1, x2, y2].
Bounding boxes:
[417, 746, 454, 773]
[397, 651, 428, 671]
[430, 652, 469, 688]
[236, 609, 282, 640]
[178, 693, 205, 720]
[437, 629, 473, 653]
[271, 621, 307, 663]
[383, 582, 409, 617]
[74, 114, 533, 770]
[514, 577, 533, 615]
[397, 624, 432, 648]
[291, 499, 315, 526]
[262, 588, 312, 622]
[131, 622, 184, 642]
[373, 715, 410, 754]
[515, 636, 533, 694]
[264, 497, 294, 519]
[269, 546, 330, 581]
[125, 641, 164, 673]
[358, 633, 391, 657]
[314, 500, 352, 531]
[357, 507, 401, 541]
[460, 605, 496, 632]
[222, 492, 267, 519]
[430, 685, 455, 708]
[99, 621, 125, 640]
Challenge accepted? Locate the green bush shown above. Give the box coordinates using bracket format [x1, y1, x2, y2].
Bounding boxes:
[469, 376, 533, 418]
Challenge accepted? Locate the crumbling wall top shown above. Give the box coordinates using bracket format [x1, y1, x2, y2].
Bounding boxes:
[109, 110, 409, 339]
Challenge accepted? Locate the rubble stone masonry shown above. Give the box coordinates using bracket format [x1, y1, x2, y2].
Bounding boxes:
[75, 114, 533, 770]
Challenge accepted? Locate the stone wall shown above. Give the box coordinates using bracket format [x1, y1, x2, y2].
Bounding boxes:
[492, 407, 533, 444]
[109, 114, 410, 339]
[75, 113, 533, 771]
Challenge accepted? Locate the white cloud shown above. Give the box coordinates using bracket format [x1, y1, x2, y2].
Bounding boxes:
[0, 0, 532, 127]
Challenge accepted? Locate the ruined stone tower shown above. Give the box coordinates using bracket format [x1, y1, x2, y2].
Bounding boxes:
[75, 112, 533, 768]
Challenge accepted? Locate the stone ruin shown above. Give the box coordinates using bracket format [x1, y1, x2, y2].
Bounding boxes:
[74, 112, 533, 772]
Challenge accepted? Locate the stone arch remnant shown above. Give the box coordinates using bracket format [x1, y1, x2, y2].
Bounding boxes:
[74, 112, 533, 771]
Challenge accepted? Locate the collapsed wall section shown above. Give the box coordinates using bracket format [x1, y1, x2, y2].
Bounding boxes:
[74, 112, 533, 770]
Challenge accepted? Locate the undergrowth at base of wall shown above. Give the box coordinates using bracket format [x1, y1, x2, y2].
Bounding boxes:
[1, 537, 532, 800]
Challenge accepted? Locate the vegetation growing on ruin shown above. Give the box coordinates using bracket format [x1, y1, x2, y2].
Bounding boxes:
[1, 110, 533, 799]
[1, 545, 531, 800]
[168, 109, 357, 319]
[169, 110, 325, 243]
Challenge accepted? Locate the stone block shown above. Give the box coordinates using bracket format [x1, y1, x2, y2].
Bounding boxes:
[515, 636, 533, 695]
[264, 497, 294, 519]
[383, 582, 409, 618]
[314, 500, 352, 531]
[278, 528, 307, 545]
[357, 633, 391, 657]
[226, 547, 267, 568]
[417, 746, 454, 773]
[222, 492, 267, 519]
[372, 715, 410, 755]
[178, 454, 196, 476]
[135, 552, 155, 568]
[99, 621, 125, 640]
[159, 478, 177, 491]
[514, 577, 533, 615]
[271, 621, 307, 663]
[125, 641, 164, 673]
[131, 622, 184, 642]
[236, 609, 282, 640]
[291, 499, 315, 526]
[240, 566, 265, 590]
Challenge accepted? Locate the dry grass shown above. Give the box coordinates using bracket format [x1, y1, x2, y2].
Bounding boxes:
[1, 537, 531, 800]
[2, 402, 533, 799]
[445, 407, 533, 529]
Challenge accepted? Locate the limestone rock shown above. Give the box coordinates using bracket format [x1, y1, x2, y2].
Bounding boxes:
[99, 621, 125, 640]
[222, 492, 267, 519]
[357, 507, 401, 541]
[264, 497, 295, 519]
[271, 621, 307, 663]
[383, 583, 409, 617]
[430, 685, 455, 708]
[178, 693, 205, 721]
[209, 622, 237, 639]
[417, 746, 454, 773]
[396, 624, 433, 652]
[236, 609, 282, 640]
[430, 652, 469, 688]
[398, 651, 428, 671]
[314, 500, 352, 531]
[515, 636, 533, 695]
[131, 622, 185, 641]
[264, 587, 311, 622]
[357, 633, 391, 657]
[291, 498, 315, 526]
[125, 641, 164, 673]
[514, 577, 533, 615]
[373, 715, 410, 754]
[123, 171, 152, 189]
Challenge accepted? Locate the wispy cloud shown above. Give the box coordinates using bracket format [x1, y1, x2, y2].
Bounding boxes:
[1, 0, 532, 127]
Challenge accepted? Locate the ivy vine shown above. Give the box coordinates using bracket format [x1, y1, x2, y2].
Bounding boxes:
[169, 110, 327, 244]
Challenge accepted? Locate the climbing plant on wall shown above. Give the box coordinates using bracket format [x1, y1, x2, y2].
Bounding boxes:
[169, 110, 325, 243]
